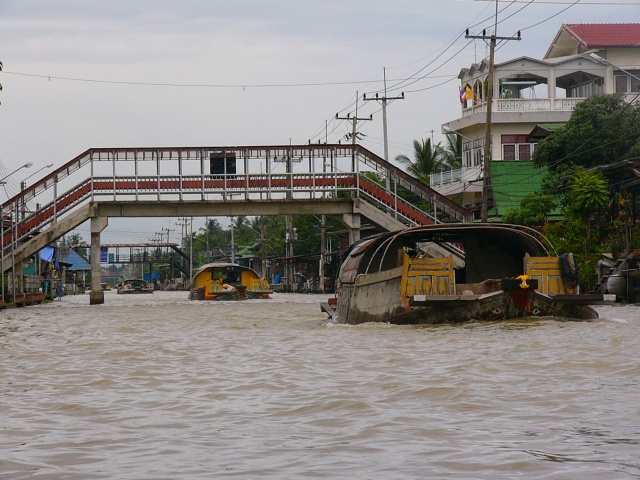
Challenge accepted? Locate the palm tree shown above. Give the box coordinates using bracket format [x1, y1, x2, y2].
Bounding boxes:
[395, 138, 444, 185]
[440, 133, 463, 170]
[65, 233, 88, 260]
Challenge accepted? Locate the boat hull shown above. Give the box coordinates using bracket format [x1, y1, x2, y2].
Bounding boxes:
[338, 286, 598, 325]
[330, 224, 603, 325]
[189, 262, 272, 301]
[116, 279, 154, 294]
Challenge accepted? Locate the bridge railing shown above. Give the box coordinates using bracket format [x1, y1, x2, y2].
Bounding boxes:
[353, 145, 473, 223]
[1, 144, 472, 260]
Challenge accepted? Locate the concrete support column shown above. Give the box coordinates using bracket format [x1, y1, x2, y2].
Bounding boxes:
[547, 68, 556, 99]
[343, 212, 361, 245]
[89, 215, 108, 305]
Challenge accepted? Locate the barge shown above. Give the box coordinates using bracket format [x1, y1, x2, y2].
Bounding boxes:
[189, 263, 272, 300]
[323, 224, 610, 325]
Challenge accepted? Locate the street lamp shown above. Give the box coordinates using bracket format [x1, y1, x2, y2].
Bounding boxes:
[19, 164, 54, 220]
[0, 161, 33, 185]
[442, 125, 482, 149]
[442, 125, 486, 169]
[20, 163, 53, 187]
[1, 161, 33, 302]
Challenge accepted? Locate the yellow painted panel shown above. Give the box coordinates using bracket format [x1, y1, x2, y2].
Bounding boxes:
[401, 255, 454, 300]
[524, 254, 573, 295]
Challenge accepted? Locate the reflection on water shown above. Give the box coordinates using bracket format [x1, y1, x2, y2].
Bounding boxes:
[1, 293, 639, 479]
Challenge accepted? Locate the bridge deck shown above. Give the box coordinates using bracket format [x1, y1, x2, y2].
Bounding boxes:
[1, 144, 472, 273]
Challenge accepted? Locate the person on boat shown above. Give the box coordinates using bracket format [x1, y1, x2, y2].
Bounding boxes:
[222, 283, 236, 291]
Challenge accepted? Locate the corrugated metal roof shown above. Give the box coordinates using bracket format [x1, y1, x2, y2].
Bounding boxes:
[62, 250, 91, 271]
[489, 161, 559, 217]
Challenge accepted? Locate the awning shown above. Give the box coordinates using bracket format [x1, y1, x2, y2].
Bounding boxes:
[526, 123, 565, 142]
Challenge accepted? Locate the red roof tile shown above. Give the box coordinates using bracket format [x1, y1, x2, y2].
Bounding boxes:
[564, 23, 640, 48]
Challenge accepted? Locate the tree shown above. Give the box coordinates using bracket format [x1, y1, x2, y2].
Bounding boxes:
[533, 94, 640, 174]
[565, 170, 609, 222]
[395, 138, 445, 185]
[231, 215, 257, 246]
[502, 194, 557, 228]
[66, 233, 88, 260]
[200, 217, 226, 250]
[566, 169, 610, 262]
[440, 133, 463, 170]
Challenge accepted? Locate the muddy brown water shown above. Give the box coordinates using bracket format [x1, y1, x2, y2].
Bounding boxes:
[1, 292, 639, 479]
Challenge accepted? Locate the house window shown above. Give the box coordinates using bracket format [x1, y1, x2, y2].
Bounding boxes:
[503, 144, 516, 161]
[519, 144, 532, 160]
[461, 138, 484, 167]
[615, 72, 640, 93]
[501, 135, 534, 160]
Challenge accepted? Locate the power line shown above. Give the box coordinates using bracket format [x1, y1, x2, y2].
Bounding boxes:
[0, 70, 417, 90]
[335, 92, 373, 171]
[473, 0, 640, 4]
[363, 68, 405, 167]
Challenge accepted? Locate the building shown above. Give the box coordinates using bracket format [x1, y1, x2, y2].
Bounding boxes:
[431, 23, 640, 218]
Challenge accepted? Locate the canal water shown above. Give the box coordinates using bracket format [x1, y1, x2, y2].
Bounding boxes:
[1, 292, 639, 479]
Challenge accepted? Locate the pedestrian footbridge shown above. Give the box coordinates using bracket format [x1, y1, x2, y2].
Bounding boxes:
[1, 143, 472, 304]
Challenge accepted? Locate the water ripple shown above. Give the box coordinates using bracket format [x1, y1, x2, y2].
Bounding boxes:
[1, 294, 639, 478]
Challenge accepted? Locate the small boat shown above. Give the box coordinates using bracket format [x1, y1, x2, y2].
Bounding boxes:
[322, 224, 612, 325]
[188, 263, 272, 301]
[116, 278, 154, 294]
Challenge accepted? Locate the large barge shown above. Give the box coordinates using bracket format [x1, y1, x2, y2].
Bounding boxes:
[323, 224, 610, 325]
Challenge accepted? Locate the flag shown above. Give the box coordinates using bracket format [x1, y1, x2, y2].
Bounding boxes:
[459, 87, 466, 104]
[465, 84, 474, 100]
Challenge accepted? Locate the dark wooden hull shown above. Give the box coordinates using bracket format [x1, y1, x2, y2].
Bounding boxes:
[337, 289, 598, 325]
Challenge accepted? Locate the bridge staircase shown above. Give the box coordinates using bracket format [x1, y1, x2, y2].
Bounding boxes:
[2, 144, 472, 272]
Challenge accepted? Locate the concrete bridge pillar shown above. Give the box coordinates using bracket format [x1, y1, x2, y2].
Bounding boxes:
[343, 212, 361, 245]
[89, 215, 108, 305]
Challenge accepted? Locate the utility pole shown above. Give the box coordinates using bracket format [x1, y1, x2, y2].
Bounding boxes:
[336, 91, 373, 171]
[230, 216, 235, 263]
[175, 218, 189, 285]
[162, 224, 175, 245]
[363, 68, 404, 189]
[319, 215, 326, 294]
[466, 6, 521, 222]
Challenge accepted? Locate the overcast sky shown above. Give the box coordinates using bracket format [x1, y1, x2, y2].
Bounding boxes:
[1, 0, 638, 243]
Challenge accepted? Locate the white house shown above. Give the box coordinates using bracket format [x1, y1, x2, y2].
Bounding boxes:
[432, 23, 640, 215]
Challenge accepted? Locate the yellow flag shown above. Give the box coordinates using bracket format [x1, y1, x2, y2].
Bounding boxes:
[465, 84, 474, 100]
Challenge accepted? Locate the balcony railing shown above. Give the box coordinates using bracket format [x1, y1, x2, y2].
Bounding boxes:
[462, 97, 585, 116]
[429, 165, 482, 189]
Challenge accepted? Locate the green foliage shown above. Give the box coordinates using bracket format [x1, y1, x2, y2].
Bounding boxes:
[565, 170, 609, 221]
[185, 214, 346, 264]
[543, 219, 600, 291]
[502, 194, 556, 227]
[65, 233, 88, 260]
[395, 138, 446, 184]
[533, 94, 640, 172]
[440, 134, 462, 170]
[529, 94, 640, 289]
[361, 170, 386, 187]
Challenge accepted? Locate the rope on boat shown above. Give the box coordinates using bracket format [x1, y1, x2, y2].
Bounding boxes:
[560, 253, 581, 290]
